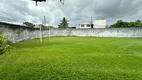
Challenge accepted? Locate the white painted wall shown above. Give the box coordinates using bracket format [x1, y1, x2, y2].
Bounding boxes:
[93, 20, 106, 28]
[77, 22, 91, 28]
[78, 20, 106, 28]
[1, 24, 142, 43]
[79, 24, 91, 28]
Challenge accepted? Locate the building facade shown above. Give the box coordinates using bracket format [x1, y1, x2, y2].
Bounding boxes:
[78, 20, 107, 28]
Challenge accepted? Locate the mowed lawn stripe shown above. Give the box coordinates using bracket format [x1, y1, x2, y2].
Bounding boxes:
[0, 37, 142, 80]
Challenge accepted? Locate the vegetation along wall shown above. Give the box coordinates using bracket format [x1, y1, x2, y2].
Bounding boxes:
[1, 23, 142, 43]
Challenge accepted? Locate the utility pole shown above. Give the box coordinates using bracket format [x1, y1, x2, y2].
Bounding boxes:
[43, 16, 50, 40]
[140, 17, 141, 22]
[44, 16, 46, 25]
[91, 16, 93, 28]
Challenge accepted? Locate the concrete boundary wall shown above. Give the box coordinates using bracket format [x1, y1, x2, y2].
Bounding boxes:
[1, 25, 142, 43]
[49, 28, 142, 38]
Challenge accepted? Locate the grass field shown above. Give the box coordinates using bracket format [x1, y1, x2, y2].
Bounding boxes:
[0, 37, 142, 80]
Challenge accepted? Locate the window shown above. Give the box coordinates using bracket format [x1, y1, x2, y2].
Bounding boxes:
[87, 24, 90, 27]
[81, 24, 84, 27]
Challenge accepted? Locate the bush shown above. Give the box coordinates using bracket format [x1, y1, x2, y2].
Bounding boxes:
[110, 20, 142, 28]
[23, 22, 35, 28]
[0, 31, 10, 55]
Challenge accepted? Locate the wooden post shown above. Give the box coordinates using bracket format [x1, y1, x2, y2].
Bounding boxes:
[40, 25, 42, 43]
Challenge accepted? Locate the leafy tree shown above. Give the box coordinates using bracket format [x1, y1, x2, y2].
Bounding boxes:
[46, 26, 54, 28]
[23, 22, 35, 28]
[58, 17, 69, 28]
[136, 20, 141, 23]
[0, 31, 10, 55]
[38, 24, 53, 28]
[110, 20, 142, 28]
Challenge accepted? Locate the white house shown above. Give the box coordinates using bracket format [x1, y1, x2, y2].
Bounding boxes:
[78, 20, 107, 28]
[78, 22, 92, 28]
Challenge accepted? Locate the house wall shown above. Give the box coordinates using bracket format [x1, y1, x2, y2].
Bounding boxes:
[93, 20, 106, 28]
[1, 24, 142, 43]
[78, 20, 106, 28]
[78, 24, 91, 28]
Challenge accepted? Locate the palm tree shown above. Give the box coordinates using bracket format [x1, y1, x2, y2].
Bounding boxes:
[58, 17, 69, 28]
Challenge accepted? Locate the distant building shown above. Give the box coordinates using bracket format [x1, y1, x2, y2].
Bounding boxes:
[78, 22, 92, 28]
[69, 27, 76, 29]
[34, 24, 58, 28]
[78, 20, 107, 28]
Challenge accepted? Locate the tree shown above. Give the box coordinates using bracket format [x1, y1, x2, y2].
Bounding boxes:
[38, 24, 54, 29]
[136, 20, 141, 23]
[23, 22, 35, 28]
[110, 20, 142, 28]
[46, 26, 54, 28]
[58, 17, 69, 28]
[110, 20, 128, 28]
[0, 31, 10, 55]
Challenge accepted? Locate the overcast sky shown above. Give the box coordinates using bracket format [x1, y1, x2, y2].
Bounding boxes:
[0, 0, 142, 26]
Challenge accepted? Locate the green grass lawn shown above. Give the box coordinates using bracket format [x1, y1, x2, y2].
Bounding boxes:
[0, 37, 142, 80]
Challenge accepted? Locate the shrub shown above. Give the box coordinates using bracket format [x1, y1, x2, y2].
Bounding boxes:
[110, 20, 142, 28]
[0, 31, 10, 55]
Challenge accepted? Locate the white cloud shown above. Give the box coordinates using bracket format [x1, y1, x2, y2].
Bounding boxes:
[0, 0, 142, 26]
